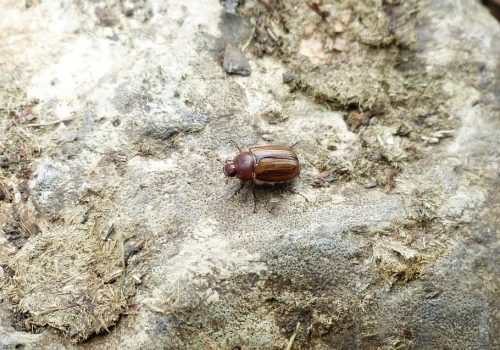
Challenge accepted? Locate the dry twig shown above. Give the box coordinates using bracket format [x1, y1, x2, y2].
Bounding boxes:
[27, 117, 74, 127]
[286, 321, 301, 350]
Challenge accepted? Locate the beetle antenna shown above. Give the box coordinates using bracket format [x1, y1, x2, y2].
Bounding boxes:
[229, 139, 242, 152]
[216, 158, 226, 165]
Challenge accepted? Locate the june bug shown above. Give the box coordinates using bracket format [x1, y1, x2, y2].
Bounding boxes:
[221, 140, 306, 212]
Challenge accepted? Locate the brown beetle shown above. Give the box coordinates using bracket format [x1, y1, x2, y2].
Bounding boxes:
[220, 140, 306, 212]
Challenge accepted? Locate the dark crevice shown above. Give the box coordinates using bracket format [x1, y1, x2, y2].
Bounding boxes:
[481, 0, 500, 21]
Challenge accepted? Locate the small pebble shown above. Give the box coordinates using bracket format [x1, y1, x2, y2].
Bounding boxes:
[304, 24, 315, 37]
[95, 6, 117, 27]
[364, 180, 377, 189]
[115, 153, 128, 162]
[0, 155, 9, 169]
[332, 38, 347, 51]
[261, 134, 273, 142]
[334, 21, 346, 33]
[223, 43, 251, 76]
[282, 72, 298, 84]
[224, 0, 240, 14]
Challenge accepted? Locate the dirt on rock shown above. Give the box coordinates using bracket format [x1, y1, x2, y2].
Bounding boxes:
[0, 0, 499, 349]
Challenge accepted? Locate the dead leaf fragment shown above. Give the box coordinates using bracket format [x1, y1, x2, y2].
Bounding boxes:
[304, 24, 315, 38]
[385, 168, 398, 193]
[306, 2, 330, 18]
[334, 21, 346, 33]
[340, 11, 352, 25]
[332, 38, 347, 51]
[299, 35, 329, 65]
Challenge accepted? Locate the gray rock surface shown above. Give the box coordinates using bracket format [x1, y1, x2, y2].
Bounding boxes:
[0, 0, 498, 349]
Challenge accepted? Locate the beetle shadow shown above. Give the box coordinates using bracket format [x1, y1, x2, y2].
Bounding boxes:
[228, 181, 308, 213]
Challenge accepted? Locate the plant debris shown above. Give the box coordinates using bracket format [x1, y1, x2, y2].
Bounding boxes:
[385, 168, 398, 193]
[7, 224, 129, 342]
[306, 2, 330, 18]
[239, 0, 458, 186]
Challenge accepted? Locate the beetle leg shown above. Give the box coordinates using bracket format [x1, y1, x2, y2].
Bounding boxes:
[252, 182, 257, 213]
[284, 186, 309, 202]
[229, 181, 245, 199]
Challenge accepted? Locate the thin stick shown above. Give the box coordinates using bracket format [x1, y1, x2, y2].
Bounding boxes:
[35, 302, 80, 317]
[286, 321, 300, 350]
[189, 292, 213, 315]
[103, 222, 116, 241]
[0, 181, 11, 201]
[27, 117, 74, 127]
[242, 24, 256, 52]
[148, 304, 166, 314]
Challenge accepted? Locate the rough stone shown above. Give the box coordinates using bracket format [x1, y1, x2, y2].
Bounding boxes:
[0, 0, 498, 349]
[223, 42, 252, 76]
[282, 72, 298, 84]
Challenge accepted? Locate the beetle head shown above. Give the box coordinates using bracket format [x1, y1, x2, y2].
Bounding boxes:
[223, 163, 237, 177]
